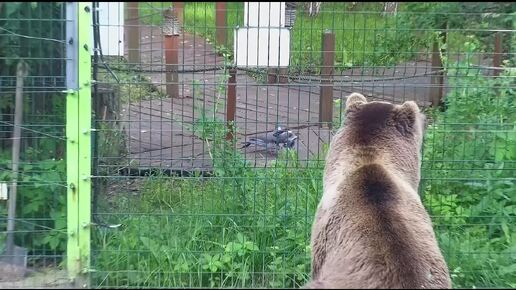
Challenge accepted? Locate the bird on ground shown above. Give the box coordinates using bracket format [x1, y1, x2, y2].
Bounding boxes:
[240, 126, 298, 153]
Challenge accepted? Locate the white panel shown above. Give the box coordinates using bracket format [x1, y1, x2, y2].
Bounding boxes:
[90, 2, 124, 56]
[0, 183, 8, 200]
[234, 27, 290, 67]
[244, 2, 286, 27]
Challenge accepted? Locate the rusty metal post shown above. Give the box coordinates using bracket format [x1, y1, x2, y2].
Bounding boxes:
[430, 40, 444, 108]
[164, 8, 180, 98]
[216, 2, 227, 52]
[226, 69, 237, 141]
[493, 32, 503, 77]
[125, 2, 140, 64]
[174, 2, 184, 24]
[319, 31, 335, 128]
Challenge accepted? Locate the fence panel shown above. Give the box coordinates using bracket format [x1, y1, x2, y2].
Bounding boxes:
[88, 2, 515, 288]
[0, 2, 514, 289]
[0, 2, 72, 288]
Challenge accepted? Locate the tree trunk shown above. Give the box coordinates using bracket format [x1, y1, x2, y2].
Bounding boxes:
[383, 2, 398, 14]
[305, 2, 321, 17]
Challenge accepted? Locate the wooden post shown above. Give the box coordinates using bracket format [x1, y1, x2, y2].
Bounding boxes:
[267, 68, 289, 84]
[164, 8, 179, 98]
[174, 2, 184, 24]
[268, 68, 278, 84]
[319, 31, 335, 128]
[6, 61, 28, 265]
[216, 2, 227, 52]
[278, 67, 288, 83]
[493, 32, 502, 77]
[125, 2, 140, 64]
[226, 69, 237, 141]
[430, 40, 444, 108]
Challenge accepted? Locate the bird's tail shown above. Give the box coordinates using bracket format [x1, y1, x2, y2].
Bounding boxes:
[241, 138, 278, 150]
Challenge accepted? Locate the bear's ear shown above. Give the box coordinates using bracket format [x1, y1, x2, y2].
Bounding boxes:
[400, 100, 420, 114]
[345, 93, 367, 111]
[394, 101, 419, 137]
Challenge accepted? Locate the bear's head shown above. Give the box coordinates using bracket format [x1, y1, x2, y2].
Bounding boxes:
[332, 93, 426, 190]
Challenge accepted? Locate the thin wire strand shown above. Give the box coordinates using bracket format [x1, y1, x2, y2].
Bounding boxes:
[0, 120, 67, 141]
[0, 26, 67, 44]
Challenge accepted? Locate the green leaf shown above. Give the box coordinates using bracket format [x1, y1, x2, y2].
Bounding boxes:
[50, 236, 60, 250]
[236, 233, 245, 243]
[222, 254, 231, 264]
[501, 223, 511, 243]
[55, 216, 66, 230]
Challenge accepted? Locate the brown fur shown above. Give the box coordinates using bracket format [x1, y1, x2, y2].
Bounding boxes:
[304, 93, 451, 289]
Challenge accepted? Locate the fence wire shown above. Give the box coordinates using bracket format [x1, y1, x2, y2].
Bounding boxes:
[0, 2, 69, 288]
[1, 2, 515, 289]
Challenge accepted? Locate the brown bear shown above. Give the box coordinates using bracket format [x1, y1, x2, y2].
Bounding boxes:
[304, 93, 451, 289]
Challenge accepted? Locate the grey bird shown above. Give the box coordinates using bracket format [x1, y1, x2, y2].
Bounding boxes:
[284, 134, 299, 149]
[240, 126, 296, 152]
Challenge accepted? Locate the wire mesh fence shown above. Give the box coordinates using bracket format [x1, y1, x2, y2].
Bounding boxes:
[0, 1, 515, 289]
[0, 2, 70, 287]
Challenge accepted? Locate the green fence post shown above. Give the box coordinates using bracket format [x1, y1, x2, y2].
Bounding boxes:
[66, 2, 92, 286]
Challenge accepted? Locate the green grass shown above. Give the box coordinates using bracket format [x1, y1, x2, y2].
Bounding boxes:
[182, 2, 243, 55]
[92, 149, 323, 288]
[289, 3, 420, 73]
[138, 2, 422, 73]
[137, 2, 505, 75]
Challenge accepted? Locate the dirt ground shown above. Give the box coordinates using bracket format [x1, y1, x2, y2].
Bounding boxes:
[0, 263, 74, 289]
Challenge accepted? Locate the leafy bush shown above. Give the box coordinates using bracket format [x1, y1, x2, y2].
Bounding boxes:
[0, 2, 65, 76]
[0, 2, 67, 261]
[0, 94, 66, 263]
[397, 3, 515, 62]
[0, 157, 66, 255]
[421, 56, 515, 288]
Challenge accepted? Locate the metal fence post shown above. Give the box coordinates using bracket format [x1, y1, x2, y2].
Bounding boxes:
[430, 39, 444, 108]
[174, 2, 184, 24]
[216, 2, 227, 54]
[226, 69, 237, 141]
[164, 8, 180, 98]
[319, 31, 335, 128]
[125, 2, 140, 64]
[428, 25, 447, 108]
[66, 2, 91, 286]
